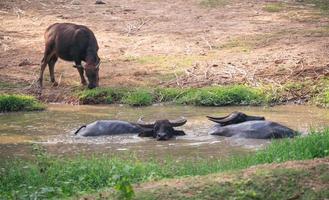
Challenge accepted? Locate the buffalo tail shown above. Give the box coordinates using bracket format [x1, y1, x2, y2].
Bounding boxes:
[74, 125, 86, 135]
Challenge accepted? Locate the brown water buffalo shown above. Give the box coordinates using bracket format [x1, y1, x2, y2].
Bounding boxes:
[38, 23, 101, 89]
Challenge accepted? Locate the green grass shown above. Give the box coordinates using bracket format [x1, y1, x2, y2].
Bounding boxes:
[1, 129, 329, 199]
[0, 94, 45, 112]
[77, 85, 266, 106]
[304, 0, 329, 12]
[200, 0, 228, 7]
[263, 2, 286, 12]
[135, 166, 329, 200]
[122, 90, 154, 106]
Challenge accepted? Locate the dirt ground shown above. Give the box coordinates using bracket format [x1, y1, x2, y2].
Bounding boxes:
[0, 0, 329, 102]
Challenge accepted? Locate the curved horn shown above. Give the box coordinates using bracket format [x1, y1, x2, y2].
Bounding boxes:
[206, 113, 232, 121]
[169, 117, 187, 127]
[207, 112, 240, 124]
[137, 117, 155, 128]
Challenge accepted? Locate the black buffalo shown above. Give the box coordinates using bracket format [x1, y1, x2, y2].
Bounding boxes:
[38, 23, 100, 89]
[74, 117, 187, 141]
[136, 117, 187, 140]
[208, 112, 296, 139]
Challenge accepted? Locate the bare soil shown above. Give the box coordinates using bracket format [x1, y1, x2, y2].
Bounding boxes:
[0, 0, 329, 102]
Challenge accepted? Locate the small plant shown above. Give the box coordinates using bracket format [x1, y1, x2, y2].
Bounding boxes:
[0, 94, 45, 112]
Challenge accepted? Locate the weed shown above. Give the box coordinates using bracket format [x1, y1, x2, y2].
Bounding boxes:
[0, 94, 45, 112]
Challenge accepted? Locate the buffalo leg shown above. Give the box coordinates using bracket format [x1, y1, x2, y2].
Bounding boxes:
[38, 44, 54, 88]
[75, 61, 87, 85]
[48, 56, 58, 86]
[38, 58, 48, 88]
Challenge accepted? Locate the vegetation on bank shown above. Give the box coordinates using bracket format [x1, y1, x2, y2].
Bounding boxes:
[77, 85, 266, 106]
[77, 78, 329, 107]
[0, 94, 45, 112]
[133, 164, 329, 200]
[1, 129, 329, 199]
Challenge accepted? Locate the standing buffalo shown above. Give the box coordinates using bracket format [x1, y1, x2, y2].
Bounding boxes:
[74, 117, 187, 141]
[38, 23, 100, 89]
[208, 112, 296, 139]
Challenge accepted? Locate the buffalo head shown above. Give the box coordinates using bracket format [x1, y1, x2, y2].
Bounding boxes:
[136, 117, 187, 140]
[207, 111, 265, 126]
[85, 56, 101, 89]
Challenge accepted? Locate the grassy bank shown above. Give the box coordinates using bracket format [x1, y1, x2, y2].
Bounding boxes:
[1, 129, 329, 199]
[77, 78, 329, 107]
[77, 85, 266, 106]
[0, 94, 45, 112]
[132, 161, 329, 200]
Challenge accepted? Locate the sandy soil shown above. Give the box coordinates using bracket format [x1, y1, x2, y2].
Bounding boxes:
[0, 0, 329, 101]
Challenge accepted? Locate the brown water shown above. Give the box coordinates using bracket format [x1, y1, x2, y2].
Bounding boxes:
[1, 104, 329, 160]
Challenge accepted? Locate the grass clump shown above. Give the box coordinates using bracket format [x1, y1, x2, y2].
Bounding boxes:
[174, 85, 265, 106]
[0, 94, 45, 112]
[77, 88, 128, 104]
[200, 0, 228, 7]
[263, 2, 286, 12]
[122, 90, 154, 106]
[2, 129, 329, 199]
[304, 0, 329, 12]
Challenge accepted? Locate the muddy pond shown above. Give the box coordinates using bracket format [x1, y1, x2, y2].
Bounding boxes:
[1, 104, 329, 161]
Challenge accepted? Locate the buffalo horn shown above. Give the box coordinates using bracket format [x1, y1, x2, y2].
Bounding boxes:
[169, 117, 187, 127]
[207, 112, 239, 124]
[137, 117, 155, 128]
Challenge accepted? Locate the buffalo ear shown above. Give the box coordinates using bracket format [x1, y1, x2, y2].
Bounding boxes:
[174, 130, 186, 136]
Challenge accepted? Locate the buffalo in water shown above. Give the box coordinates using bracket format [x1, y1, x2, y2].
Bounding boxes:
[74, 117, 187, 141]
[38, 23, 100, 89]
[207, 112, 296, 139]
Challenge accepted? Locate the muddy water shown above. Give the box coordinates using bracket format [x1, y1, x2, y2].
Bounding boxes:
[1, 104, 329, 160]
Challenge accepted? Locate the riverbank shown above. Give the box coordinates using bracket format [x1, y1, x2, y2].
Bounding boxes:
[77, 78, 329, 107]
[1, 129, 328, 199]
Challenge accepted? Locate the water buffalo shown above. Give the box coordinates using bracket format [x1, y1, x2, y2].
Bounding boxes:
[208, 112, 296, 139]
[74, 120, 142, 136]
[136, 117, 187, 140]
[38, 23, 100, 89]
[74, 117, 187, 141]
